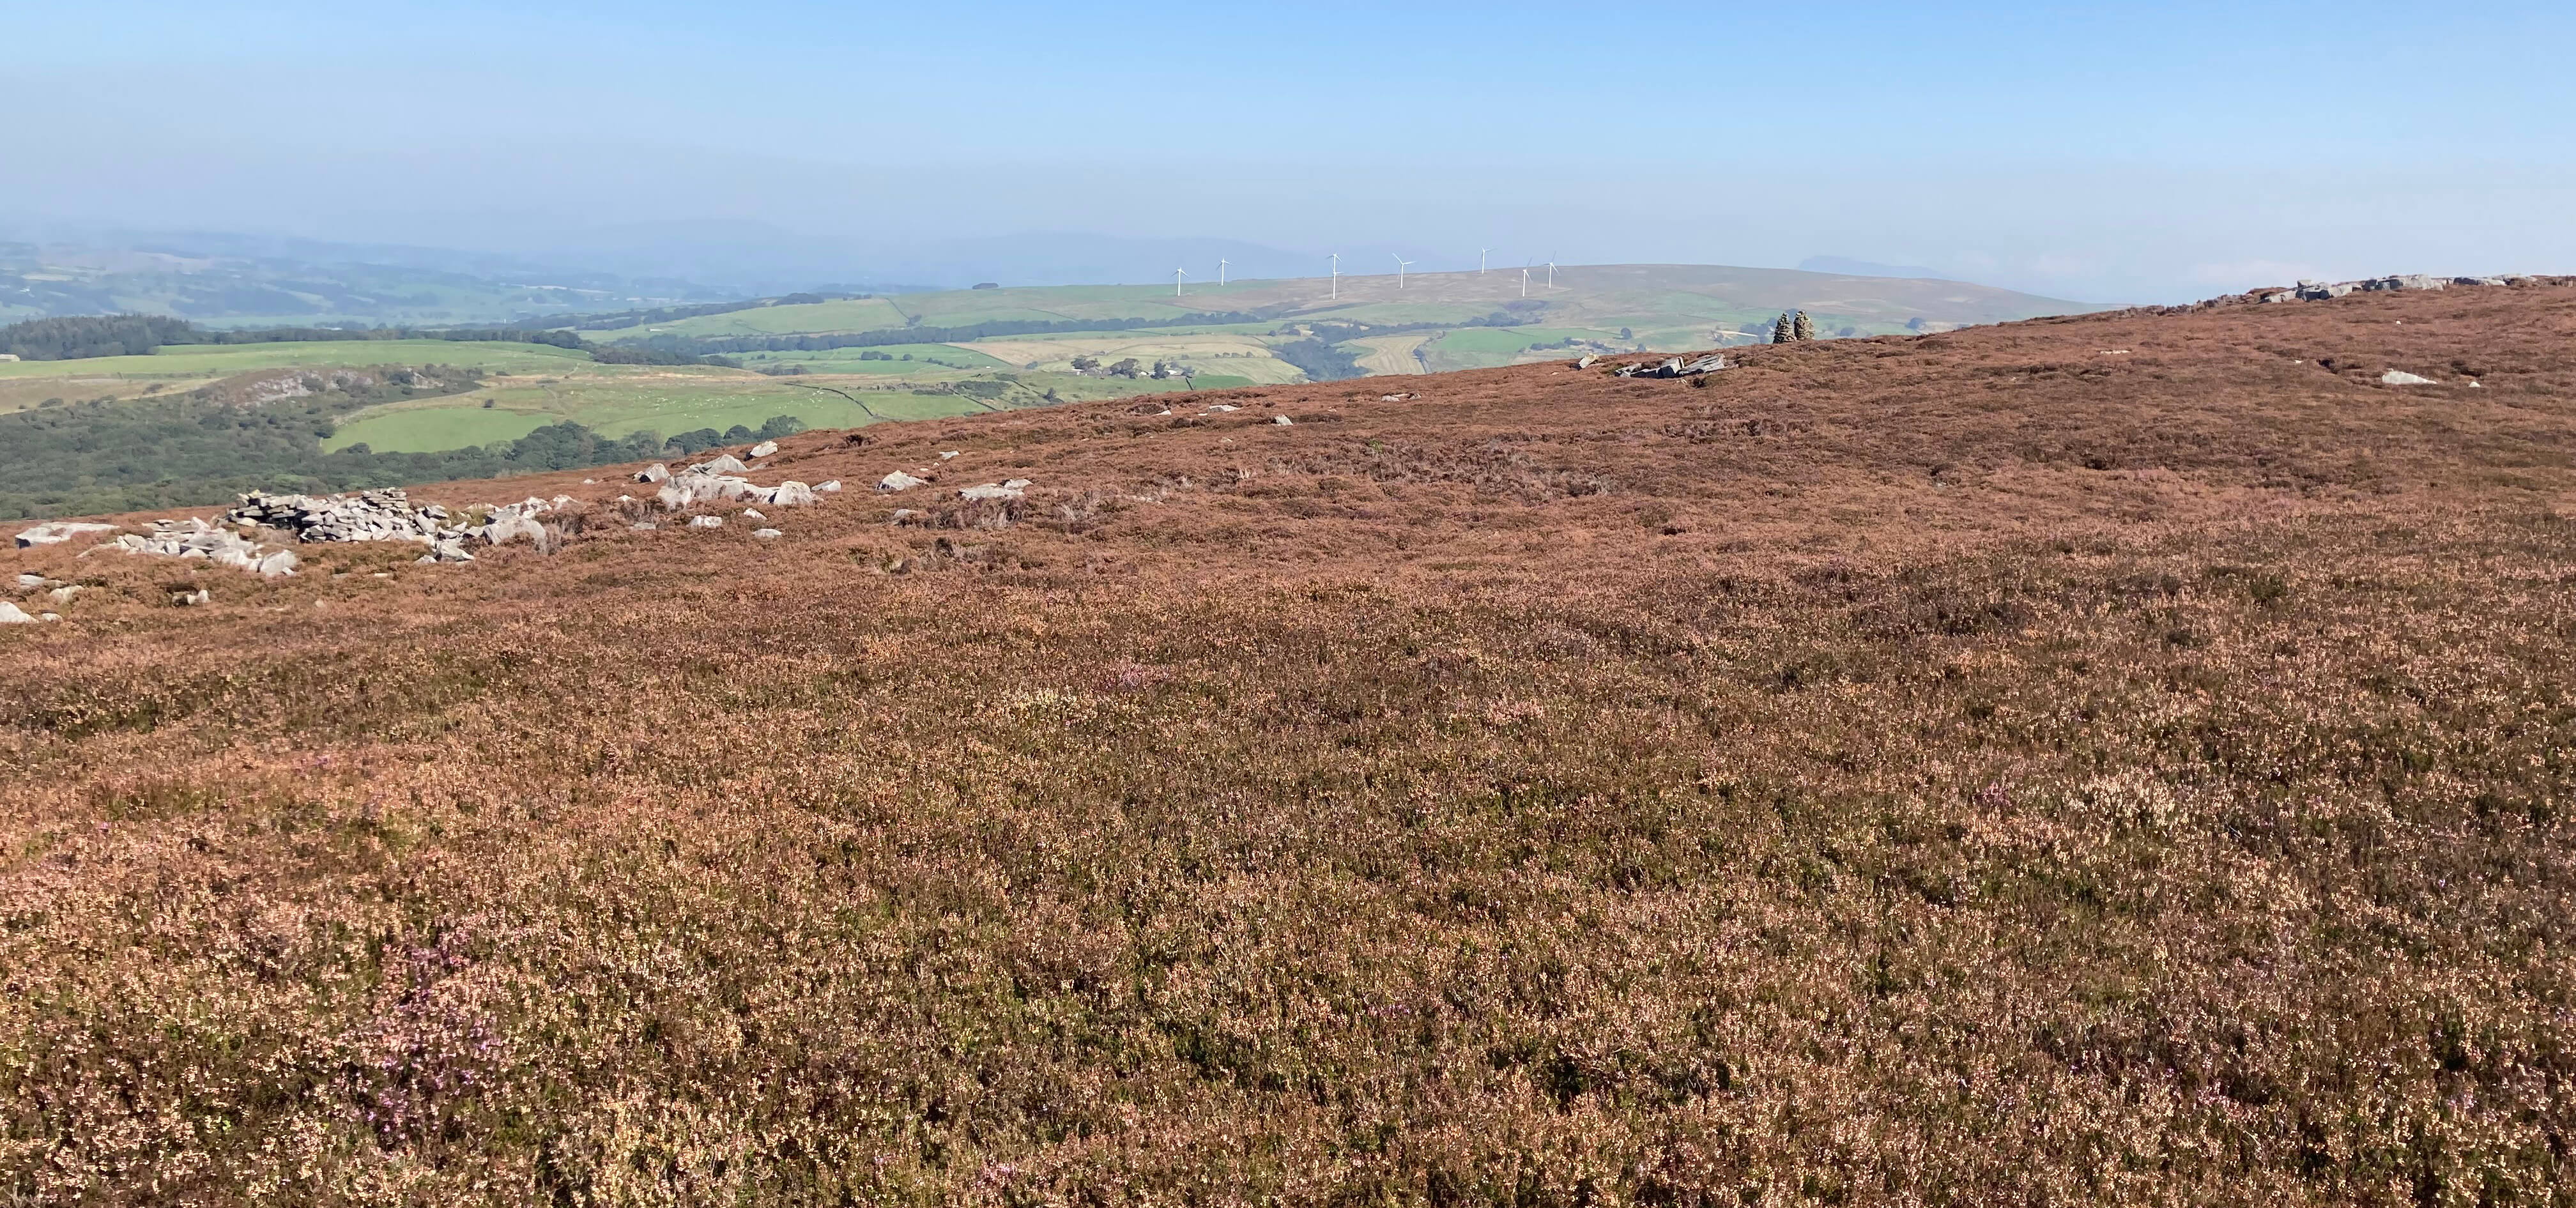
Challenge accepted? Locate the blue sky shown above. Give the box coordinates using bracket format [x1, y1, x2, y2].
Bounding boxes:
[9, 1, 2573, 299]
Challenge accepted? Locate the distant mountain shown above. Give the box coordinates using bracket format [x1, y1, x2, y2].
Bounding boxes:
[1799, 256, 1951, 280]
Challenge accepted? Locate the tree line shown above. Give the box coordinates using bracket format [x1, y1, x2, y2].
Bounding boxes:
[0, 314, 729, 365]
[0, 368, 803, 519]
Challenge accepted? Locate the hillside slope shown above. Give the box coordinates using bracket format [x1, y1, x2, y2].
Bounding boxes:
[4, 284, 2574, 1201]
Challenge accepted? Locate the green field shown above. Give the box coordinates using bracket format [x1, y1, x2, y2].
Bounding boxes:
[319, 405, 561, 453]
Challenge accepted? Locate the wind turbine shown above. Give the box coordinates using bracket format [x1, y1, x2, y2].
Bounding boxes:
[1219, 258, 1229, 286]
[1329, 253, 1340, 300]
[1392, 253, 1414, 289]
[1479, 248, 1491, 275]
[1520, 267, 1530, 298]
[1174, 266, 1190, 298]
[1545, 261, 1558, 290]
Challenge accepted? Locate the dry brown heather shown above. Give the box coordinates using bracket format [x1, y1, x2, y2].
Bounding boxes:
[6, 284, 2576, 1205]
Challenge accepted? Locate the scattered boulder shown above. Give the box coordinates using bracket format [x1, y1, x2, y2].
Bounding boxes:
[2381, 369, 2439, 386]
[747, 440, 779, 458]
[1379, 392, 1416, 402]
[14, 574, 43, 589]
[690, 516, 724, 529]
[753, 528, 783, 540]
[816, 480, 843, 493]
[1576, 355, 1599, 369]
[689, 455, 749, 475]
[958, 481, 1027, 501]
[742, 509, 765, 521]
[1204, 404, 1239, 413]
[0, 601, 33, 623]
[1272, 415, 1295, 426]
[170, 588, 211, 607]
[2361, 274, 2446, 292]
[635, 463, 671, 484]
[17, 521, 121, 549]
[939, 451, 959, 460]
[879, 471, 930, 493]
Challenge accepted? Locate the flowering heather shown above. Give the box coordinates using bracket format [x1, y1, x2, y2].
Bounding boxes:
[4, 285, 2575, 1204]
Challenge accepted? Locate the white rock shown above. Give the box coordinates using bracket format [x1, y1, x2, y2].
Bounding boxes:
[958, 484, 1024, 501]
[769, 482, 818, 507]
[1204, 404, 1239, 413]
[742, 509, 765, 521]
[0, 601, 32, 623]
[15, 521, 119, 549]
[636, 463, 671, 484]
[15, 573, 43, 588]
[632, 521, 658, 530]
[47, 586, 80, 604]
[690, 515, 724, 528]
[689, 454, 749, 475]
[1272, 415, 1294, 425]
[752, 528, 783, 540]
[2381, 370, 2438, 386]
[939, 450, 958, 459]
[1002, 478, 1031, 490]
[38, 613, 58, 622]
[878, 471, 930, 493]
[748, 440, 779, 458]
[816, 480, 842, 493]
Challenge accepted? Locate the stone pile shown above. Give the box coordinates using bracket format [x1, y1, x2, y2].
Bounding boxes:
[105, 518, 300, 577]
[224, 487, 576, 563]
[1612, 353, 1727, 379]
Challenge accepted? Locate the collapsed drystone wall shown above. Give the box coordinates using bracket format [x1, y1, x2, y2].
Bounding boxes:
[224, 488, 575, 563]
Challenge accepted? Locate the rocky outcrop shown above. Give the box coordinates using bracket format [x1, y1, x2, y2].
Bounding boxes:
[958, 480, 1032, 501]
[2241, 275, 2543, 305]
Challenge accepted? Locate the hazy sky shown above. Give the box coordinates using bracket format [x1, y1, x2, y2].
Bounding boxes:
[9, 0, 2573, 300]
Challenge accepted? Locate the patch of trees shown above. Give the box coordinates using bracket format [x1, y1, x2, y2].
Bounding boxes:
[0, 314, 201, 360]
[1270, 338, 1367, 382]
[632, 311, 1266, 356]
[0, 372, 802, 519]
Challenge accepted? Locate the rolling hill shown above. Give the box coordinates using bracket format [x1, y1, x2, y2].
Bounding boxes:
[5, 280, 2572, 1200]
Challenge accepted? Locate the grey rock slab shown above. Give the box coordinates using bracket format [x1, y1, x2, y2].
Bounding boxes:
[747, 441, 779, 458]
[752, 528, 783, 540]
[878, 471, 930, 493]
[15, 521, 119, 549]
[2381, 370, 2439, 386]
[1272, 415, 1294, 425]
[690, 515, 724, 528]
[0, 601, 32, 623]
